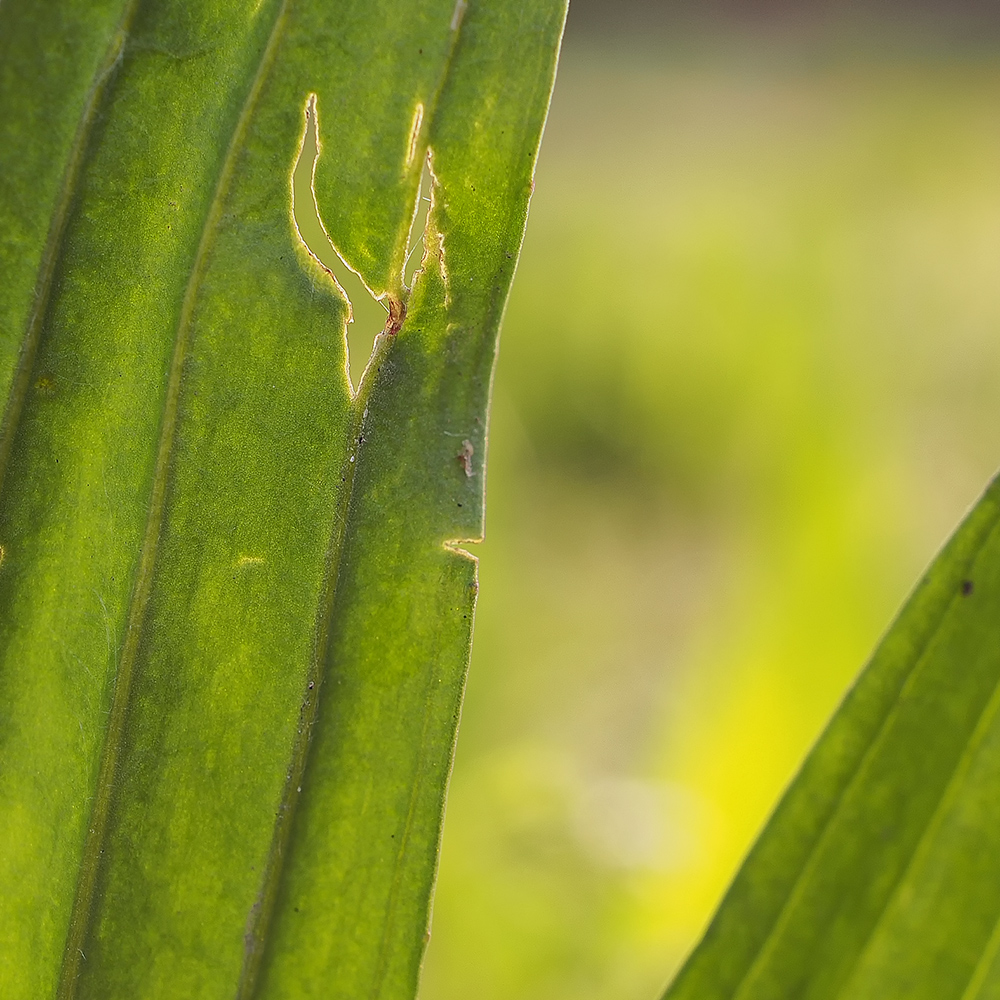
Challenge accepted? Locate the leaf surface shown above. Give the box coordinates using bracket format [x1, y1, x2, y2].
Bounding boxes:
[0, 1, 566, 997]
[664, 474, 1000, 1000]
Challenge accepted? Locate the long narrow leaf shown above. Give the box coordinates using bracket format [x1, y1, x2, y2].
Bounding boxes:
[0, 1, 566, 997]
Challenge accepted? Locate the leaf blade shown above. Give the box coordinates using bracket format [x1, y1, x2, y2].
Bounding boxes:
[0, 0, 566, 997]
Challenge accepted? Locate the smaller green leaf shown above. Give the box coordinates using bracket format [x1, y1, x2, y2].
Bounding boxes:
[664, 473, 1000, 999]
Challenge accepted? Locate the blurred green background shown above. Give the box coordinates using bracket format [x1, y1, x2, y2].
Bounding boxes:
[412, 3, 1000, 998]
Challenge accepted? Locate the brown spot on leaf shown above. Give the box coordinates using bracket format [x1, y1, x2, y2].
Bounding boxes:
[458, 439, 474, 477]
[385, 296, 406, 336]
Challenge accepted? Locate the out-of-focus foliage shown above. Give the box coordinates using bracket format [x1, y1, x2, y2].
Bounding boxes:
[421, 21, 1000, 1000]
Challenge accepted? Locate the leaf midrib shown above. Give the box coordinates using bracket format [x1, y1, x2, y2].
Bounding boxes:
[236, 19, 469, 997]
[55, 1, 292, 995]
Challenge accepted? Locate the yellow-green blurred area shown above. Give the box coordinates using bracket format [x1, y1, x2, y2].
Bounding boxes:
[415, 5, 1000, 999]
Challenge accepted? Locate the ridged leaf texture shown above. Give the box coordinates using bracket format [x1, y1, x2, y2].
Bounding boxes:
[0, 1, 566, 997]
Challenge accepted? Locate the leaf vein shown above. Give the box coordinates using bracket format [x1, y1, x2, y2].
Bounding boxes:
[835, 627, 1000, 995]
[0, 1, 139, 504]
[55, 1, 292, 995]
[237, 10, 473, 996]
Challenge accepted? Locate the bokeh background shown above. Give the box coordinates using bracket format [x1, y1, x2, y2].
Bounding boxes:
[410, 2, 1000, 998]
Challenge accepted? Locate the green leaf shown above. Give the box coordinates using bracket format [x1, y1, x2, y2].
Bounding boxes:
[664, 474, 1000, 999]
[0, 1, 565, 998]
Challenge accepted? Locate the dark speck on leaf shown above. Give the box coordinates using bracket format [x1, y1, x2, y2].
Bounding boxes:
[962, 579, 974, 596]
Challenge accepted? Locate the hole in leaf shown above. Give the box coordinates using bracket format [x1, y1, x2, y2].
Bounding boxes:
[291, 95, 388, 391]
[405, 152, 435, 290]
[405, 103, 424, 170]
